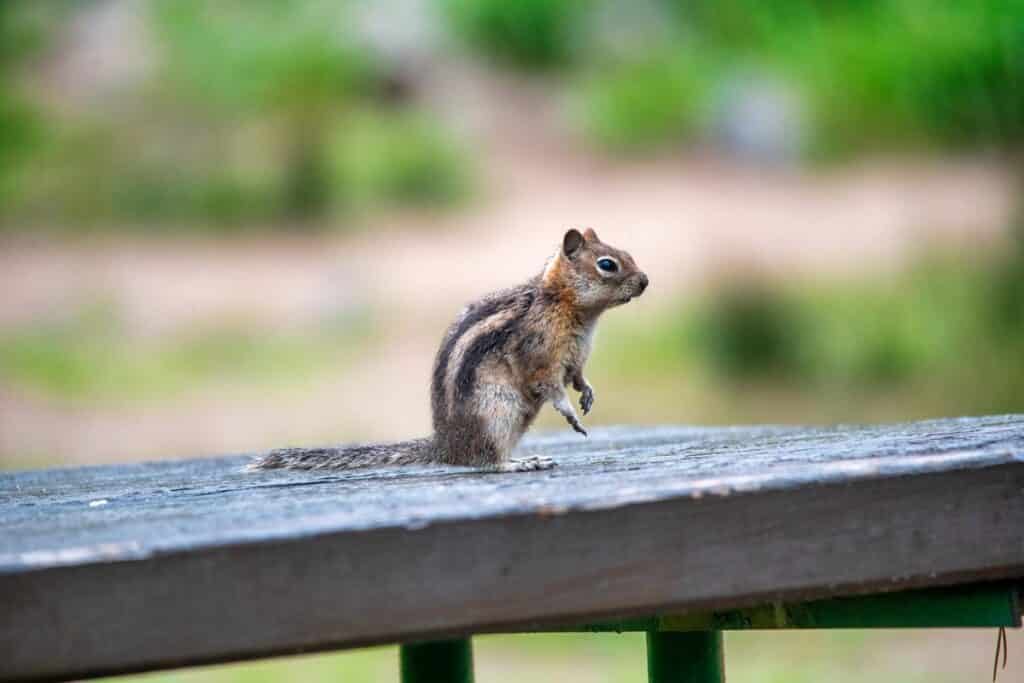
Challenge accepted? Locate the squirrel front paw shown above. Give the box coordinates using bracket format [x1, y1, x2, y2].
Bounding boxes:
[565, 413, 588, 437]
[579, 386, 595, 415]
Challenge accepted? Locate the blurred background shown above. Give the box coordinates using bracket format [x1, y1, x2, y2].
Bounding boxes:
[1, 0, 1021, 680]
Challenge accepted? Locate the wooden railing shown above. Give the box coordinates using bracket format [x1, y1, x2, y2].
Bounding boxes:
[2, 415, 1022, 682]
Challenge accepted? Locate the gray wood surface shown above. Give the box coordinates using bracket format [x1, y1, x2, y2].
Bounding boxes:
[2, 415, 1023, 681]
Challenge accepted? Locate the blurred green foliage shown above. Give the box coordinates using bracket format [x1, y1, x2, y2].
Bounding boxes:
[331, 110, 472, 208]
[2, 0, 471, 230]
[442, 0, 587, 69]
[4, 0, 1023, 227]
[690, 284, 805, 380]
[151, 0, 375, 220]
[0, 305, 375, 402]
[986, 216, 1024, 340]
[0, 3, 69, 207]
[787, 1, 1024, 158]
[577, 52, 711, 153]
[8, 121, 279, 229]
[152, 1, 374, 113]
[569, 0, 1024, 157]
[0, 95, 43, 206]
[605, 245, 1024, 413]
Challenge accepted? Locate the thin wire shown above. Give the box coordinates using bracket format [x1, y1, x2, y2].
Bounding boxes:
[993, 626, 1008, 682]
[1001, 626, 1008, 670]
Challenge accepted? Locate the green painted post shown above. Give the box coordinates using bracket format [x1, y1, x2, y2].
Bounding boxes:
[400, 638, 474, 683]
[647, 631, 724, 683]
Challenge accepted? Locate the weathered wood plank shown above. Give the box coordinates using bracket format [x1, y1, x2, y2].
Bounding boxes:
[1, 415, 1023, 681]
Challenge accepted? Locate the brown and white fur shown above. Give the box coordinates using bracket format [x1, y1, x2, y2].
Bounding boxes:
[251, 228, 648, 472]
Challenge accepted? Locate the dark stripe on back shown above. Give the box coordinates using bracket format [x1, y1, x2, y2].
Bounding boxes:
[454, 290, 534, 401]
[515, 330, 543, 357]
[432, 289, 522, 415]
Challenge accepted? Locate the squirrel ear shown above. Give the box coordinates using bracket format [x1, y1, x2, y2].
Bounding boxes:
[583, 228, 599, 242]
[562, 229, 584, 258]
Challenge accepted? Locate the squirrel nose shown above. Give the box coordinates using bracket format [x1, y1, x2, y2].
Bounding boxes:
[637, 273, 649, 293]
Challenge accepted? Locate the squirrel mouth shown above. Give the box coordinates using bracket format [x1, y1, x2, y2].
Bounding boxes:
[619, 288, 646, 305]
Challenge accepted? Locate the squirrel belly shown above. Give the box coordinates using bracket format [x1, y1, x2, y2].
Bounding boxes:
[249, 438, 434, 471]
[248, 228, 648, 473]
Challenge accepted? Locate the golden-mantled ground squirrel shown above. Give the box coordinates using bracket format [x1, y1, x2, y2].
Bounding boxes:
[251, 228, 648, 472]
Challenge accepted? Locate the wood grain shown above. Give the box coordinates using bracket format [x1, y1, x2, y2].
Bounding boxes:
[1, 415, 1023, 681]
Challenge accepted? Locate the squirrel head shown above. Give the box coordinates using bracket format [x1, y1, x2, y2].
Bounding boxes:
[543, 228, 649, 313]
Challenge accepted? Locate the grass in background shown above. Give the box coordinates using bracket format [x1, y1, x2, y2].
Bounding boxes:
[4, 109, 471, 232]
[102, 630, 1006, 683]
[0, 305, 376, 403]
[7, 118, 283, 229]
[331, 109, 473, 209]
[8, 246, 1017, 418]
[113, 647, 398, 683]
[593, 249, 1024, 423]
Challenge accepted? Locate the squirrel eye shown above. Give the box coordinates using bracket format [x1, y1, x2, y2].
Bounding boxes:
[597, 258, 618, 273]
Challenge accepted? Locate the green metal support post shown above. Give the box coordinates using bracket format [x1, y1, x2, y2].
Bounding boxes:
[400, 638, 474, 683]
[647, 631, 724, 683]
[395, 583, 1018, 682]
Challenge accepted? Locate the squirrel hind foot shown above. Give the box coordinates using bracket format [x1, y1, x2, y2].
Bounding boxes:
[495, 455, 556, 472]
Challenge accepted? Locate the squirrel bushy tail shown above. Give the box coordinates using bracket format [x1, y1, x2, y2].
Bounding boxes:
[249, 437, 434, 471]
